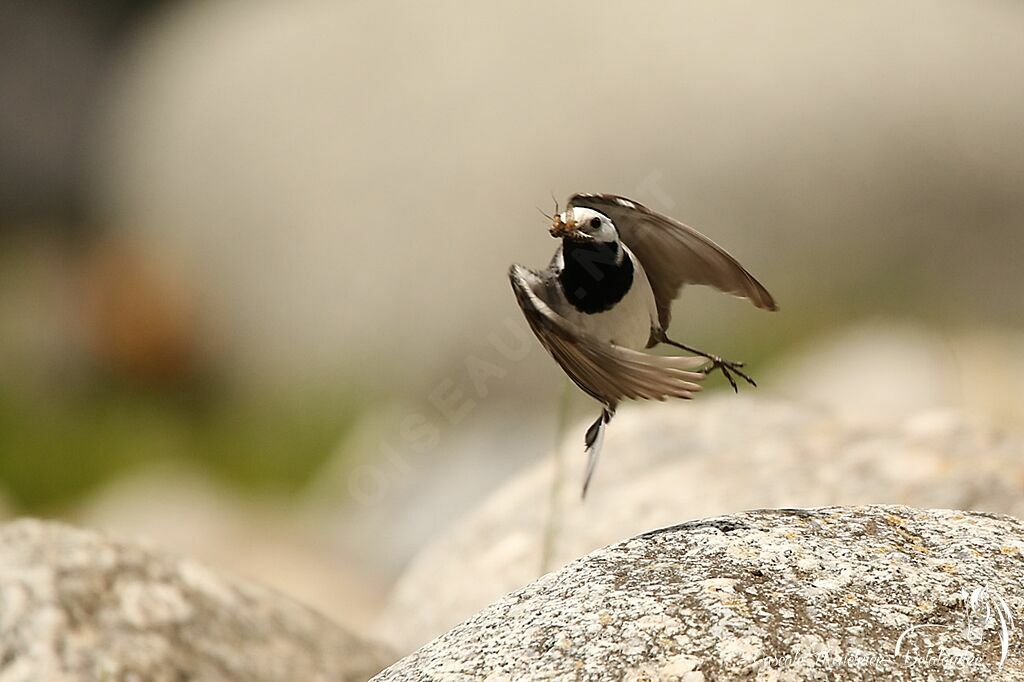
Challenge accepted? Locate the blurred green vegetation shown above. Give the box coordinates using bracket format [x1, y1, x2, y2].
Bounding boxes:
[0, 382, 360, 513]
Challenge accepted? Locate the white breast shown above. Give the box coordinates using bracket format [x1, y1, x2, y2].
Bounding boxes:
[556, 245, 658, 350]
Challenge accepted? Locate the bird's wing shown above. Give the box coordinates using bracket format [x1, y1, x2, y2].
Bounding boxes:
[509, 265, 706, 407]
[568, 193, 777, 332]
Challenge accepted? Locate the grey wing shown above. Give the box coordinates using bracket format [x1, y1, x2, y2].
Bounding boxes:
[509, 265, 705, 408]
[569, 193, 777, 332]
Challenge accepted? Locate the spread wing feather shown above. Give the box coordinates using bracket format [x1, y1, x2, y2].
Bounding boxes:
[568, 193, 777, 333]
[509, 265, 705, 407]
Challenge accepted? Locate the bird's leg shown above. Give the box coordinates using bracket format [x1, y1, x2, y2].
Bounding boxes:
[661, 336, 757, 393]
[581, 407, 614, 499]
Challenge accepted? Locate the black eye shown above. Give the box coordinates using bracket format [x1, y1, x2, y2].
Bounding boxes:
[589, 217, 601, 228]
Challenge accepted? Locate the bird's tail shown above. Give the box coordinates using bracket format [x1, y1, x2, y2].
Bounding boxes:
[582, 408, 614, 499]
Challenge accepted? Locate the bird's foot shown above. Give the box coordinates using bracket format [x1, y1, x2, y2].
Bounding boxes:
[660, 336, 757, 393]
[701, 355, 757, 393]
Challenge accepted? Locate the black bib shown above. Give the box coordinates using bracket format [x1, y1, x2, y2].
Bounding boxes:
[558, 240, 634, 314]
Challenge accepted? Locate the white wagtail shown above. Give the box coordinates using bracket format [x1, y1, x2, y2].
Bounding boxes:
[509, 193, 777, 496]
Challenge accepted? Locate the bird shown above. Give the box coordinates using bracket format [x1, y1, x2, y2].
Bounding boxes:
[509, 193, 777, 497]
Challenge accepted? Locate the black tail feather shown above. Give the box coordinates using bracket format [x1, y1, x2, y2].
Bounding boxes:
[582, 408, 614, 499]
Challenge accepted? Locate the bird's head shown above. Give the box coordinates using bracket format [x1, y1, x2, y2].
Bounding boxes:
[549, 207, 618, 244]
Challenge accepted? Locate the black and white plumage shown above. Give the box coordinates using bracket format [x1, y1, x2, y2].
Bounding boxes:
[509, 193, 777, 497]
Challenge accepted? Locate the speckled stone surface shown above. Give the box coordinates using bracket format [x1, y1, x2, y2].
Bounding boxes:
[375, 506, 1024, 681]
[0, 519, 393, 681]
[377, 399, 1024, 653]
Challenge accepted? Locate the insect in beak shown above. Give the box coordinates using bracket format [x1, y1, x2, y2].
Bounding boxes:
[549, 213, 568, 238]
[549, 210, 591, 241]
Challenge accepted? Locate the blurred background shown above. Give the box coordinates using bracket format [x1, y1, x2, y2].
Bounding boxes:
[2, 0, 1023, 632]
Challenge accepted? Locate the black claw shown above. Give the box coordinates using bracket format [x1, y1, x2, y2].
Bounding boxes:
[704, 356, 756, 392]
[722, 367, 739, 393]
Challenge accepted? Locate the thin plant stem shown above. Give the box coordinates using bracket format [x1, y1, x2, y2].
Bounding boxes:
[540, 378, 573, 574]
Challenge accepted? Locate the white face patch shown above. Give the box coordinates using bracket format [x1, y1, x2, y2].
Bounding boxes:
[569, 207, 619, 243]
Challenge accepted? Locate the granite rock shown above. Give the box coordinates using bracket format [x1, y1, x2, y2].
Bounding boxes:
[375, 505, 1024, 681]
[0, 519, 393, 681]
